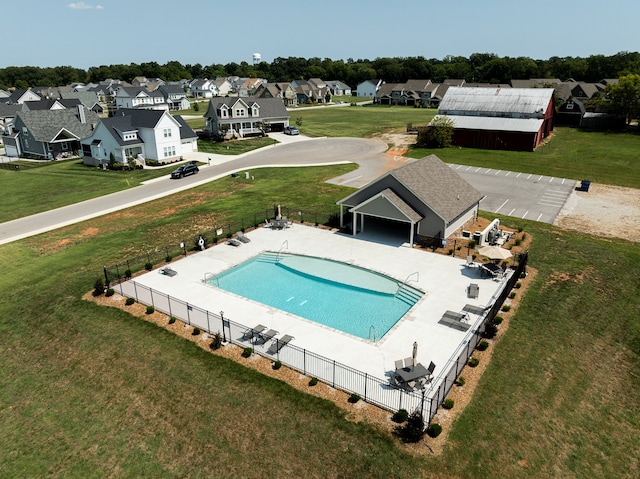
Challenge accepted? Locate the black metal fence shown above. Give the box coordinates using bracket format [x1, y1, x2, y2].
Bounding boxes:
[110, 251, 527, 422]
[103, 206, 340, 286]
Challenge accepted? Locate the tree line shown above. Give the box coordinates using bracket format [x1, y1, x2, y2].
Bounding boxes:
[1, 52, 639, 90]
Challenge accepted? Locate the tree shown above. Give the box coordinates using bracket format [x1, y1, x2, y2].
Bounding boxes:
[606, 74, 640, 124]
[417, 116, 454, 148]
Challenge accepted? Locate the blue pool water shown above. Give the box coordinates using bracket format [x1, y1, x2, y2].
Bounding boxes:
[208, 252, 423, 340]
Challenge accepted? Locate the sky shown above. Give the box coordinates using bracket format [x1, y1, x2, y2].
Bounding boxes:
[2, 0, 639, 70]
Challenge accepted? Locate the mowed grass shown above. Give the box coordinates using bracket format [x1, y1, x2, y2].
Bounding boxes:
[1, 163, 639, 478]
[0, 160, 178, 222]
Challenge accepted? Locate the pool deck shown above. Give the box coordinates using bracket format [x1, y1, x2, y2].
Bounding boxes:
[125, 224, 510, 387]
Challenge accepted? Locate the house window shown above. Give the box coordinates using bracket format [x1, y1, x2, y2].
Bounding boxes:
[566, 103, 574, 110]
[163, 146, 176, 157]
[235, 109, 245, 117]
[164, 128, 172, 138]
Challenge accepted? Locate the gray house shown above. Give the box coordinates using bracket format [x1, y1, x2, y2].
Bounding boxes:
[337, 155, 483, 246]
[204, 96, 289, 136]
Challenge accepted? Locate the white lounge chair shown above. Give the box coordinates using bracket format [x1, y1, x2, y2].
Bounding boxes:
[236, 231, 251, 243]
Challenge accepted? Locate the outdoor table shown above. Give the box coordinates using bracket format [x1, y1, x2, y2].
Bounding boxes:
[272, 218, 288, 229]
[395, 363, 429, 383]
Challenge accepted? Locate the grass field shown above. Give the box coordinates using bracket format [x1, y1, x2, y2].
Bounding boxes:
[0, 157, 638, 477]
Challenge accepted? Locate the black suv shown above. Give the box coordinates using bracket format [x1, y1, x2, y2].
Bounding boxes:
[170, 163, 199, 179]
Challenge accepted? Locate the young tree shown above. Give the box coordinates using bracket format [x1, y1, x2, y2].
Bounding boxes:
[606, 74, 640, 124]
[417, 116, 454, 148]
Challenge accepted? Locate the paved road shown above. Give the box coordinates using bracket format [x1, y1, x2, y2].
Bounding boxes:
[0, 136, 387, 245]
[0, 135, 577, 244]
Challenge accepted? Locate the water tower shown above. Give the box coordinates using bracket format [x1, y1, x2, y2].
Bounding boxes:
[252, 53, 261, 65]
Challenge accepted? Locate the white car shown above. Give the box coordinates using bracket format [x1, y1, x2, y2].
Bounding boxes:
[284, 126, 299, 135]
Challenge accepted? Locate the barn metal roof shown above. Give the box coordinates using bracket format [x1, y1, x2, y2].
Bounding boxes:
[439, 87, 554, 116]
[434, 115, 544, 133]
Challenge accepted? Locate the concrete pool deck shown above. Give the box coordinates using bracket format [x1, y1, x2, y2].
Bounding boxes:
[122, 224, 511, 388]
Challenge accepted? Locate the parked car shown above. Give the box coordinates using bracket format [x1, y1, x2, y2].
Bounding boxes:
[170, 163, 199, 179]
[284, 126, 299, 135]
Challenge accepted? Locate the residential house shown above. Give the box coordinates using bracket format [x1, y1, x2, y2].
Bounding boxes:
[510, 79, 561, 89]
[113, 87, 169, 111]
[554, 81, 601, 103]
[188, 79, 219, 98]
[204, 96, 289, 137]
[434, 86, 555, 151]
[376, 79, 433, 106]
[158, 84, 190, 110]
[0, 103, 23, 135]
[23, 99, 82, 111]
[0, 88, 10, 100]
[7, 89, 41, 104]
[3, 105, 98, 159]
[337, 155, 483, 246]
[292, 79, 331, 104]
[556, 98, 585, 126]
[60, 91, 105, 115]
[80, 108, 197, 166]
[254, 82, 298, 107]
[356, 79, 384, 98]
[325, 80, 352, 96]
[213, 77, 233, 96]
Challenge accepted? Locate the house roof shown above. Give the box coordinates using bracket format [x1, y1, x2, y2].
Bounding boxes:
[0, 103, 22, 118]
[16, 107, 99, 142]
[339, 155, 483, 224]
[98, 116, 146, 147]
[439, 87, 554, 116]
[8, 89, 41, 104]
[173, 115, 198, 140]
[24, 99, 82, 110]
[60, 91, 100, 108]
[207, 96, 288, 119]
[113, 108, 168, 128]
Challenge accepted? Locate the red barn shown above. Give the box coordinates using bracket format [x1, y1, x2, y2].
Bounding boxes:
[434, 87, 555, 151]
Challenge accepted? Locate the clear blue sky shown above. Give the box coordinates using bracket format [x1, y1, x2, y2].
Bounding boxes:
[3, 0, 638, 69]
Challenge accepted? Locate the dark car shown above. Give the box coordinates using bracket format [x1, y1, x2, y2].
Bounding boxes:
[170, 163, 199, 179]
[284, 125, 299, 135]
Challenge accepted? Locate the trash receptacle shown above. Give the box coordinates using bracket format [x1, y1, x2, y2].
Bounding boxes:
[580, 180, 591, 192]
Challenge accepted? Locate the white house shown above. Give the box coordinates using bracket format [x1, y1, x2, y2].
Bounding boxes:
[81, 108, 197, 166]
[356, 79, 384, 98]
[188, 79, 219, 98]
[114, 87, 169, 111]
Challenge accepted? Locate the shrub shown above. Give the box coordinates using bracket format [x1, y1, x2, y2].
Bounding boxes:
[165, 255, 173, 262]
[443, 399, 454, 410]
[308, 377, 319, 387]
[145, 305, 155, 315]
[468, 239, 476, 249]
[272, 360, 282, 370]
[455, 376, 466, 387]
[483, 321, 498, 339]
[476, 340, 489, 351]
[210, 332, 223, 350]
[493, 315, 503, 325]
[501, 304, 511, 312]
[521, 232, 527, 241]
[426, 422, 442, 438]
[145, 262, 153, 271]
[509, 291, 516, 299]
[125, 297, 135, 306]
[392, 409, 409, 423]
[468, 357, 479, 368]
[394, 411, 426, 443]
[515, 238, 522, 246]
[448, 248, 454, 255]
[242, 347, 253, 358]
[520, 271, 527, 278]
[226, 232, 233, 239]
[515, 281, 522, 289]
[168, 316, 176, 324]
[416, 117, 454, 148]
[192, 327, 200, 336]
[105, 288, 115, 297]
[124, 269, 132, 279]
[348, 393, 361, 404]
[92, 277, 105, 296]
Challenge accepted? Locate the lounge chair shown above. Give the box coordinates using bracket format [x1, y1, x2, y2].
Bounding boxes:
[468, 283, 479, 299]
[405, 380, 417, 390]
[256, 329, 278, 344]
[242, 324, 266, 340]
[267, 334, 294, 354]
[226, 238, 241, 247]
[394, 359, 404, 371]
[160, 267, 177, 277]
[236, 231, 251, 243]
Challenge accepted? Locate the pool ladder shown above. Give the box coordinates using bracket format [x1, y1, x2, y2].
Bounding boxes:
[276, 240, 288, 262]
[204, 272, 218, 286]
[369, 325, 378, 342]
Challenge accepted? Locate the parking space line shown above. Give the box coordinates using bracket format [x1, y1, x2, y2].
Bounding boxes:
[527, 174, 532, 179]
[494, 170, 501, 175]
[522, 211, 528, 219]
[508, 208, 515, 216]
[486, 169, 492, 174]
[516, 173, 521, 178]
[537, 213, 543, 221]
[495, 199, 509, 213]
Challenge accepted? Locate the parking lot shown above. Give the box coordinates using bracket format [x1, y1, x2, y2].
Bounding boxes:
[450, 163, 578, 224]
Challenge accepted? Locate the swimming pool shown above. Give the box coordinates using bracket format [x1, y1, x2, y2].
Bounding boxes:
[207, 252, 423, 340]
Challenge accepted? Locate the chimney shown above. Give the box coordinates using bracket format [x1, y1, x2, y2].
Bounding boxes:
[77, 104, 86, 123]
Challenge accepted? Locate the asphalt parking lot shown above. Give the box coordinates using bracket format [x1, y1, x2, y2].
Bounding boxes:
[449, 163, 578, 224]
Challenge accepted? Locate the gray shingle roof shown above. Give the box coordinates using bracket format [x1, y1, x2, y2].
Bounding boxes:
[99, 116, 145, 147]
[389, 155, 483, 223]
[207, 96, 288, 119]
[16, 108, 99, 141]
[173, 115, 197, 140]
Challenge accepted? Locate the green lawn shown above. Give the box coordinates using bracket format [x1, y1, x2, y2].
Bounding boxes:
[0, 164, 638, 478]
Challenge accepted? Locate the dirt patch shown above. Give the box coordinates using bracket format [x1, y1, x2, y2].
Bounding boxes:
[554, 183, 640, 241]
